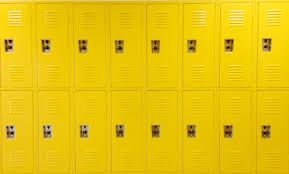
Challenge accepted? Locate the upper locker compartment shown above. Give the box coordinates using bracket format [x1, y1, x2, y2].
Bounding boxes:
[36, 4, 70, 89]
[0, 4, 33, 88]
[220, 3, 253, 88]
[73, 4, 106, 90]
[258, 3, 289, 88]
[183, 4, 216, 88]
[110, 4, 145, 89]
[147, 4, 178, 89]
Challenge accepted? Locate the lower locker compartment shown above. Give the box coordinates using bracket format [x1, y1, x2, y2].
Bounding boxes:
[220, 91, 253, 174]
[147, 91, 179, 173]
[257, 91, 289, 174]
[38, 91, 71, 174]
[1, 91, 34, 174]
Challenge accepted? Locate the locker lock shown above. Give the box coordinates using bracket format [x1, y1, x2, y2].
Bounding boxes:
[79, 40, 88, 53]
[116, 125, 124, 138]
[42, 40, 51, 53]
[151, 40, 160, 53]
[151, 125, 160, 138]
[6, 125, 15, 139]
[224, 125, 233, 138]
[225, 39, 234, 52]
[115, 40, 124, 53]
[43, 125, 52, 139]
[5, 39, 14, 53]
[263, 38, 272, 52]
[262, 125, 271, 139]
[187, 40, 196, 53]
[187, 125, 196, 138]
[80, 125, 89, 138]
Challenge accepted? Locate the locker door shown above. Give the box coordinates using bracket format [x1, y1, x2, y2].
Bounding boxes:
[38, 91, 70, 173]
[110, 4, 144, 88]
[36, 4, 70, 88]
[183, 4, 216, 88]
[257, 91, 289, 174]
[147, 91, 178, 173]
[1, 91, 33, 173]
[220, 3, 253, 88]
[258, 3, 289, 88]
[147, 4, 178, 89]
[111, 92, 145, 172]
[73, 4, 106, 89]
[0, 4, 32, 88]
[220, 91, 252, 174]
[183, 91, 216, 174]
[75, 91, 106, 173]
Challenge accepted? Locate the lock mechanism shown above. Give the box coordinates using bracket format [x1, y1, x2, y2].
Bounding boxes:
[262, 125, 271, 139]
[224, 125, 233, 138]
[115, 40, 124, 53]
[42, 40, 51, 53]
[80, 125, 89, 138]
[151, 125, 160, 138]
[6, 126, 15, 139]
[5, 39, 14, 53]
[151, 40, 160, 53]
[187, 40, 197, 53]
[225, 39, 234, 52]
[43, 125, 52, 139]
[263, 38, 272, 52]
[79, 40, 88, 53]
[187, 125, 196, 138]
[116, 125, 124, 138]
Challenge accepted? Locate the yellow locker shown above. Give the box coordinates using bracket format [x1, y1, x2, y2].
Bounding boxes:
[258, 3, 289, 88]
[36, 4, 70, 89]
[147, 4, 178, 89]
[111, 91, 145, 172]
[73, 4, 106, 89]
[38, 91, 70, 173]
[220, 91, 253, 174]
[257, 91, 289, 174]
[110, 4, 145, 88]
[75, 91, 106, 173]
[147, 91, 178, 173]
[0, 4, 33, 88]
[183, 91, 216, 174]
[1, 91, 33, 173]
[220, 3, 253, 88]
[183, 4, 216, 88]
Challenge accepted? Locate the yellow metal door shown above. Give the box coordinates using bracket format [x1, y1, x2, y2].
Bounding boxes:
[36, 4, 70, 89]
[183, 4, 216, 88]
[75, 91, 106, 173]
[147, 4, 178, 89]
[38, 91, 70, 173]
[111, 91, 145, 172]
[258, 3, 289, 88]
[0, 4, 32, 88]
[257, 91, 289, 174]
[1, 91, 33, 173]
[73, 4, 106, 89]
[220, 91, 253, 174]
[147, 91, 178, 173]
[220, 3, 253, 88]
[110, 4, 145, 89]
[183, 91, 216, 174]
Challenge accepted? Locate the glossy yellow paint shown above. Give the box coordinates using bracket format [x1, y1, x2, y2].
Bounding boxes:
[36, 4, 70, 89]
[220, 3, 253, 88]
[38, 91, 70, 174]
[257, 91, 289, 174]
[73, 4, 106, 89]
[183, 4, 216, 88]
[183, 91, 216, 174]
[258, 3, 289, 88]
[75, 91, 106, 173]
[220, 91, 253, 174]
[0, 4, 33, 88]
[1, 91, 34, 173]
